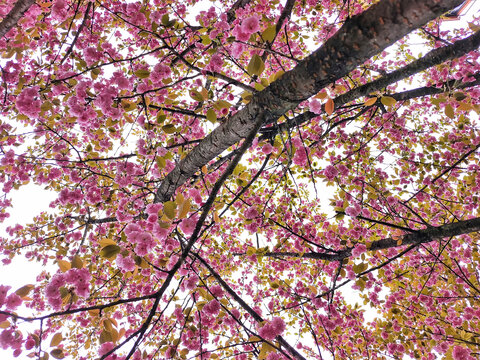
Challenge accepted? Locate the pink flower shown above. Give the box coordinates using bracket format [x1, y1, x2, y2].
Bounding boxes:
[99, 342, 115, 357]
[117, 254, 136, 272]
[16, 87, 41, 118]
[185, 275, 198, 290]
[231, 42, 245, 58]
[293, 147, 308, 167]
[210, 285, 224, 298]
[324, 165, 338, 180]
[244, 206, 259, 219]
[258, 317, 285, 340]
[232, 24, 250, 42]
[345, 203, 361, 217]
[179, 218, 196, 236]
[0, 285, 10, 307]
[5, 294, 22, 310]
[52, 0, 67, 20]
[452, 346, 473, 360]
[241, 15, 260, 34]
[351, 244, 367, 257]
[151, 63, 172, 84]
[270, 317, 286, 334]
[207, 53, 224, 73]
[262, 143, 273, 155]
[203, 299, 220, 315]
[309, 99, 322, 114]
[146, 203, 162, 215]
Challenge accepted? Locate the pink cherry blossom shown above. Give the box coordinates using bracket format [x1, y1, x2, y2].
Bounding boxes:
[309, 99, 322, 114]
[207, 53, 224, 73]
[258, 317, 285, 340]
[345, 203, 361, 217]
[452, 346, 474, 360]
[241, 15, 260, 34]
[117, 254, 136, 272]
[16, 87, 41, 118]
[203, 299, 220, 315]
[179, 217, 196, 235]
[262, 143, 274, 155]
[5, 293, 22, 310]
[324, 165, 338, 180]
[352, 244, 367, 257]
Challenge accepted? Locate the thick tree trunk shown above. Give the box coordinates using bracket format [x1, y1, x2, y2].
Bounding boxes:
[0, 0, 35, 39]
[155, 0, 464, 203]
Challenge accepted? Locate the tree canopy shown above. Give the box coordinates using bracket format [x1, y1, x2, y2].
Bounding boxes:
[0, 0, 480, 359]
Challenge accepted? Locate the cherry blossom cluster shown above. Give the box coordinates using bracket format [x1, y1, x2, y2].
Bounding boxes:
[45, 268, 91, 310]
[257, 317, 286, 341]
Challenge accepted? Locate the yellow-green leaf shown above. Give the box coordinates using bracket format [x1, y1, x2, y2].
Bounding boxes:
[259, 342, 276, 360]
[178, 198, 191, 219]
[100, 245, 121, 259]
[50, 349, 65, 359]
[262, 25, 276, 43]
[50, 333, 63, 347]
[134, 69, 150, 79]
[98, 238, 117, 248]
[445, 104, 455, 119]
[99, 329, 112, 344]
[71, 255, 83, 269]
[0, 320, 10, 329]
[121, 100, 137, 112]
[206, 108, 217, 122]
[190, 90, 204, 102]
[162, 124, 176, 134]
[247, 54, 265, 77]
[381, 96, 397, 106]
[213, 100, 232, 110]
[164, 201, 176, 219]
[15, 284, 34, 297]
[57, 260, 71, 273]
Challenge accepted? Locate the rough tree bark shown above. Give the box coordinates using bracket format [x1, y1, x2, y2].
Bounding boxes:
[155, 0, 464, 203]
[0, 0, 35, 39]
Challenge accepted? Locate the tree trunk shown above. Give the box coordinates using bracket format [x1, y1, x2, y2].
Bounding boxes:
[0, 0, 35, 39]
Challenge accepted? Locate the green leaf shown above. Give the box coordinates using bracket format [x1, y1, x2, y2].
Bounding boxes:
[15, 284, 34, 297]
[50, 333, 63, 347]
[71, 255, 83, 269]
[134, 69, 150, 79]
[50, 349, 65, 359]
[178, 198, 191, 219]
[162, 124, 176, 134]
[206, 108, 217, 122]
[445, 104, 455, 119]
[100, 245, 121, 260]
[121, 100, 137, 112]
[190, 90, 204, 102]
[164, 201, 176, 219]
[247, 54, 265, 77]
[213, 100, 232, 110]
[380, 96, 397, 106]
[161, 14, 176, 27]
[262, 25, 277, 43]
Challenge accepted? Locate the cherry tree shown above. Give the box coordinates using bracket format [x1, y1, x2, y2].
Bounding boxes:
[0, 0, 480, 359]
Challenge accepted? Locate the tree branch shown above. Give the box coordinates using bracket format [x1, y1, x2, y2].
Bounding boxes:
[155, 0, 464, 203]
[334, 29, 480, 109]
[0, 0, 35, 39]
[252, 216, 480, 261]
